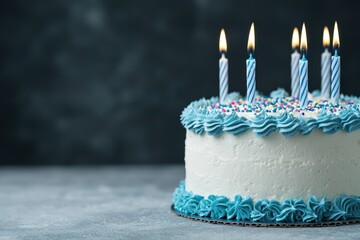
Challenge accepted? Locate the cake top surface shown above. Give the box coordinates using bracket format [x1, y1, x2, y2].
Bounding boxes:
[181, 89, 360, 137]
[206, 90, 358, 119]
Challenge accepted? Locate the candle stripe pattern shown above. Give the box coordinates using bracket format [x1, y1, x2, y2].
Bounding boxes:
[291, 52, 300, 98]
[299, 59, 308, 108]
[219, 58, 228, 104]
[321, 51, 331, 98]
[331, 56, 341, 102]
[246, 59, 256, 105]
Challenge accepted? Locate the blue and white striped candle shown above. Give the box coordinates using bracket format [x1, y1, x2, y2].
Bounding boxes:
[219, 29, 228, 104]
[321, 26, 331, 99]
[246, 23, 256, 105]
[299, 57, 308, 108]
[246, 58, 256, 105]
[299, 23, 308, 108]
[291, 27, 300, 98]
[331, 22, 341, 102]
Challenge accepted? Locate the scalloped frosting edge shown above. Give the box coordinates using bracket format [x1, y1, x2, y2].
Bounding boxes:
[173, 181, 360, 223]
[180, 94, 360, 137]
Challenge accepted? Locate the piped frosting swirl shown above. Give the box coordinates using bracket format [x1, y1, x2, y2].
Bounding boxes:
[181, 89, 360, 137]
[173, 181, 360, 223]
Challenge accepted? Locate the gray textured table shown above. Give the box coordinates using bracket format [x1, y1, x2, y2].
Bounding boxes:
[0, 166, 359, 240]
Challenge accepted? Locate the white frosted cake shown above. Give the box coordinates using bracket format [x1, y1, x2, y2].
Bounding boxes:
[173, 90, 360, 224]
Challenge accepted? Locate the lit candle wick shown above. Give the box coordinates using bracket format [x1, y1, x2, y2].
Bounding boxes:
[246, 23, 256, 105]
[219, 29, 228, 104]
[321, 26, 332, 99]
[291, 27, 301, 99]
[331, 21, 341, 102]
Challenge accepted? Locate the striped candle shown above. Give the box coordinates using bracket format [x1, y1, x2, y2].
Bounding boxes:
[299, 23, 308, 108]
[321, 49, 331, 98]
[331, 22, 341, 102]
[291, 50, 300, 98]
[219, 29, 228, 104]
[246, 23, 256, 105]
[299, 57, 308, 108]
[219, 54, 228, 104]
[291, 27, 300, 98]
[331, 53, 340, 101]
[246, 57, 256, 105]
[321, 27, 331, 99]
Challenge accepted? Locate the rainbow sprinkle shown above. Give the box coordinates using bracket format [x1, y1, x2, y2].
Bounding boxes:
[207, 96, 358, 117]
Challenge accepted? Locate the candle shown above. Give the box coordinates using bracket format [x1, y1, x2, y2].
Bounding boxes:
[291, 27, 300, 98]
[246, 23, 256, 105]
[331, 21, 341, 102]
[321, 26, 331, 99]
[299, 23, 308, 108]
[219, 29, 228, 104]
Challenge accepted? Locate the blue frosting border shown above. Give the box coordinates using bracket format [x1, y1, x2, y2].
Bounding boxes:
[173, 181, 360, 223]
[180, 93, 360, 137]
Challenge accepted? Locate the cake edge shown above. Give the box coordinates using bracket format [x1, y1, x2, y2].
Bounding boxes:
[173, 180, 360, 224]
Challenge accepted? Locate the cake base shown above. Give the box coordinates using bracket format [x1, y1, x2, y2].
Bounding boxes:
[171, 205, 360, 227]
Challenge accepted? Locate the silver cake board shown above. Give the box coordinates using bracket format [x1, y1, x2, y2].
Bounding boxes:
[171, 204, 360, 228]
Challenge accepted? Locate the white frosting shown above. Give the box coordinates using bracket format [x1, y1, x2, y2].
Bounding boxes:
[185, 130, 360, 201]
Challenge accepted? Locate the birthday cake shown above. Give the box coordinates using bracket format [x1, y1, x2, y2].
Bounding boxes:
[172, 90, 360, 225]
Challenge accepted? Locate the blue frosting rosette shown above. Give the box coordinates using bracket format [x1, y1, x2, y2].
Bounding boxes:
[173, 181, 360, 224]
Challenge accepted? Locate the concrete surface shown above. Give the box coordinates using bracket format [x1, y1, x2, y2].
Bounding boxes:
[0, 166, 359, 240]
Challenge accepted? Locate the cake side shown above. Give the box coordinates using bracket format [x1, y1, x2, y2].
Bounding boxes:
[185, 130, 360, 201]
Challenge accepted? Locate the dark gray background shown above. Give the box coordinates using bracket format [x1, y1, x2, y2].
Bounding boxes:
[1, 0, 359, 165]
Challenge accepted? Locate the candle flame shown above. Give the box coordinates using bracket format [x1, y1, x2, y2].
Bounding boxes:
[323, 26, 330, 48]
[219, 29, 227, 52]
[292, 27, 299, 50]
[247, 23, 255, 52]
[300, 23, 307, 52]
[333, 21, 340, 48]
